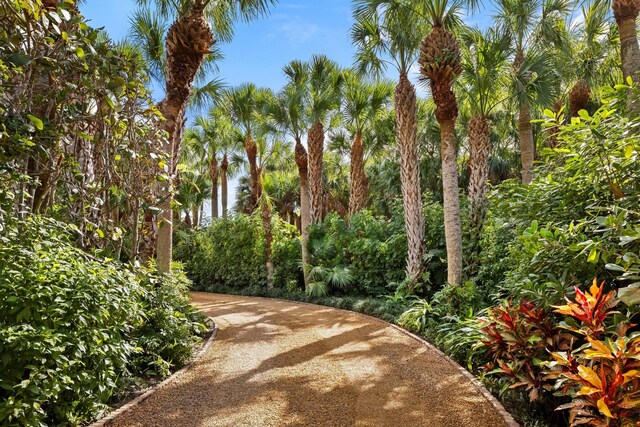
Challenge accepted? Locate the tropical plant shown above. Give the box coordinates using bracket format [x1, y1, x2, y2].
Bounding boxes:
[496, 0, 569, 184]
[352, 0, 428, 287]
[341, 71, 394, 214]
[458, 27, 510, 246]
[418, 0, 465, 286]
[132, 0, 274, 272]
[305, 55, 343, 224]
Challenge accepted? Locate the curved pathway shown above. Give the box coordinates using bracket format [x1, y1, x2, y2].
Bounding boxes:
[109, 293, 514, 427]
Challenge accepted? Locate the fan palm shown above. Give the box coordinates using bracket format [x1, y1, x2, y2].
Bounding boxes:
[226, 83, 272, 212]
[418, 0, 467, 286]
[341, 71, 394, 214]
[306, 55, 343, 224]
[564, 0, 619, 117]
[266, 61, 312, 287]
[131, 0, 274, 272]
[496, 0, 569, 183]
[352, 0, 429, 287]
[458, 27, 510, 238]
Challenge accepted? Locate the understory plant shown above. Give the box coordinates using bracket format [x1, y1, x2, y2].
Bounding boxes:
[0, 212, 206, 426]
[479, 280, 640, 426]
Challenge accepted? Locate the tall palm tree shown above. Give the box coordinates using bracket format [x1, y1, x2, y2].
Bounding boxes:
[419, 0, 465, 286]
[266, 62, 312, 287]
[306, 55, 343, 224]
[496, 0, 570, 184]
[352, 0, 429, 287]
[341, 71, 394, 214]
[459, 27, 510, 238]
[132, 0, 274, 272]
[226, 84, 272, 212]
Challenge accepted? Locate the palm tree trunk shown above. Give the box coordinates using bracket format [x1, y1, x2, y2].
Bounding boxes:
[395, 72, 424, 288]
[440, 119, 463, 286]
[295, 138, 311, 288]
[221, 154, 229, 218]
[156, 7, 214, 273]
[245, 133, 260, 211]
[569, 80, 591, 118]
[519, 100, 535, 184]
[262, 199, 274, 288]
[468, 115, 490, 232]
[307, 120, 324, 223]
[349, 130, 369, 214]
[209, 155, 219, 219]
[613, 2, 640, 83]
[192, 205, 199, 228]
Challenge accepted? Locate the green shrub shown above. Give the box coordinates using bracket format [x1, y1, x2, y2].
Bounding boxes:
[129, 264, 207, 378]
[183, 214, 301, 291]
[484, 102, 640, 305]
[0, 215, 205, 426]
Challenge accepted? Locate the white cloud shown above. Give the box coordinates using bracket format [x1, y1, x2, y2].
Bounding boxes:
[277, 15, 321, 47]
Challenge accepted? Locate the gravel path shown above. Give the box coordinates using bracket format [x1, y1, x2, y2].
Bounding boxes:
[109, 292, 513, 427]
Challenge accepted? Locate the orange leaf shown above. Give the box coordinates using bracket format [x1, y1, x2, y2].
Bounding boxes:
[578, 365, 603, 389]
[597, 398, 615, 419]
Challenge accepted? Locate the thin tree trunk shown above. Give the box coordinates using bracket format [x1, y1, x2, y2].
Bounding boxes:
[262, 199, 274, 288]
[307, 120, 324, 223]
[156, 5, 214, 273]
[519, 100, 535, 184]
[349, 130, 369, 214]
[245, 133, 260, 211]
[209, 155, 219, 219]
[440, 119, 463, 286]
[221, 154, 229, 218]
[468, 115, 490, 233]
[130, 198, 140, 261]
[395, 72, 424, 288]
[192, 204, 199, 228]
[295, 138, 311, 288]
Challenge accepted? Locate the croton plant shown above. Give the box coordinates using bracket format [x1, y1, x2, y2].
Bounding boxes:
[479, 279, 640, 426]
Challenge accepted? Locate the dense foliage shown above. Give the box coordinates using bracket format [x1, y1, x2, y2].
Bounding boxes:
[0, 210, 205, 426]
[180, 214, 302, 291]
[0, 2, 207, 425]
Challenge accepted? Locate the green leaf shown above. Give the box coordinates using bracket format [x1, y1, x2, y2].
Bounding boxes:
[619, 285, 640, 306]
[27, 114, 44, 130]
[7, 53, 32, 66]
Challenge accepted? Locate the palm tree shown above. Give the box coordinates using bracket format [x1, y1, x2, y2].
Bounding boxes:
[256, 137, 294, 288]
[610, 0, 640, 83]
[352, 0, 429, 287]
[564, 0, 618, 117]
[306, 55, 343, 224]
[418, 0, 465, 286]
[132, 0, 274, 272]
[341, 71, 394, 214]
[226, 84, 272, 212]
[496, 0, 569, 184]
[459, 27, 510, 238]
[266, 62, 312, 287]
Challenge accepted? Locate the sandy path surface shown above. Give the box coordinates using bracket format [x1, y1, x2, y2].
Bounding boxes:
[109, 292, 511, 427]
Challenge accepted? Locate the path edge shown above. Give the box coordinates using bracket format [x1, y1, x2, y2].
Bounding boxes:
[88, 317, 218, 427]
[197, 292, 519, 427]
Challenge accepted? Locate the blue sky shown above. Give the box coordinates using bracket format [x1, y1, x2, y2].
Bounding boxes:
[81, 0, 359, 93]
[80, 1, 496, 95]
